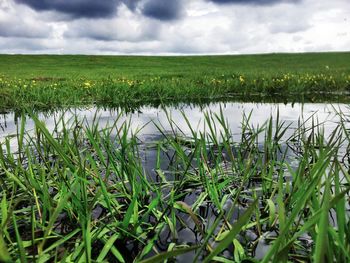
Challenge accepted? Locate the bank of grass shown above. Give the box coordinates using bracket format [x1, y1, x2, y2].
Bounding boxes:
[1, 52, 350, 110]
[0, 109, 349, 262]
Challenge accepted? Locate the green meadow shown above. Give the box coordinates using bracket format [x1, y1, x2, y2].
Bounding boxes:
[1, 53, 350, 262]
[1, 52, 350, 110]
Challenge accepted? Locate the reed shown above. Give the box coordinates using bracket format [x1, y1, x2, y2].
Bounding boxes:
[0, 108, 349, 262]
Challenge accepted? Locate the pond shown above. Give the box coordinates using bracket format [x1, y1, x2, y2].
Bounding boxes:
[1, 102, 347, 142]
[1, 102, 349, 262]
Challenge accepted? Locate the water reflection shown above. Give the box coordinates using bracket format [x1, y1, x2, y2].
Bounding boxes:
[1, 102, 349, 261]
[0, 102, 347, 143]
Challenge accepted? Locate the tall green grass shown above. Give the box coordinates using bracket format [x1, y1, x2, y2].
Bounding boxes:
[0, 108, 349, 262]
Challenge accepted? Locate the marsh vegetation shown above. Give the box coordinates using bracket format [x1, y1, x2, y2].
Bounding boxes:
[0, 103, 349, 262]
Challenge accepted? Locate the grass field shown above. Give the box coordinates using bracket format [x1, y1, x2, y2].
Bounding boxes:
[1, 53, 350, 262]
[1, 52, 350, 110]
[1, 53, 350, 78]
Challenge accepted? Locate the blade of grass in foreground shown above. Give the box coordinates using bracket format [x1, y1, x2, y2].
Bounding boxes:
[261, 147, 332, 263]
[203, 199, 258, 263]
[275, 185, 350, 261]
[13, 214, 27, 263]
[96, 233, 125, 263]
[0, 235, 11, 263]
[139, 245, 200, 263]
[38, 185, 73, 254]
[29, 113, 77, 172]
[313, 176, 331, 263]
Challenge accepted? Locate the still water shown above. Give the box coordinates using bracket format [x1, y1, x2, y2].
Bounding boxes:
[0, 102, 347, 143]
[1, 102, 349, 261]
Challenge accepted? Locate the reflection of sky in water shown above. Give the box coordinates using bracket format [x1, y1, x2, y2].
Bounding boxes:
[0, 103, 349, 148]
[1, 102, 349, 259]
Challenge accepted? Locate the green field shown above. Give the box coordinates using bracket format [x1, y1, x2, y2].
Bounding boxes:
[1, 52, 350, 110]
[1, 53, 350, 262]
[1, 52, 350, 78]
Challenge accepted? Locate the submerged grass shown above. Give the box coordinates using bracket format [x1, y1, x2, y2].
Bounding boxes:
[0, 108, 350, 262]
[1, 53, 350, 111]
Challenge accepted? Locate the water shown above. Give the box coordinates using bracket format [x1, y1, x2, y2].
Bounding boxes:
[0, 102, 347, 144]
[1, 102, 349, 261]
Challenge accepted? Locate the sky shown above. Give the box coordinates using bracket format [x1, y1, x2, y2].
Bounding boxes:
[0, 0, 349, 55]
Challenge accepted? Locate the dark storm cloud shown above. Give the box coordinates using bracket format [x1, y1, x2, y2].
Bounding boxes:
[141, 0, 183, 21]
[209, 0, 300, 4]
[64, 19, 160, 42]
[122, 0, 139, 11]
[14, 0, 184, 21]
[14, 0, 122, 18]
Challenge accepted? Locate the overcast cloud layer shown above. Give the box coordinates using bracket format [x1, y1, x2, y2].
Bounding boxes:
[0, 0, 349, 54]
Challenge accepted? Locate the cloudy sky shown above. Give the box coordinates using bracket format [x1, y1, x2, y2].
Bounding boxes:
[0, 0, 349, 54]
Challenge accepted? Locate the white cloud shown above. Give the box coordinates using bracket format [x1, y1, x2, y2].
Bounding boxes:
[0, 0, 53, 38]
[0, 0, 349, 54]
